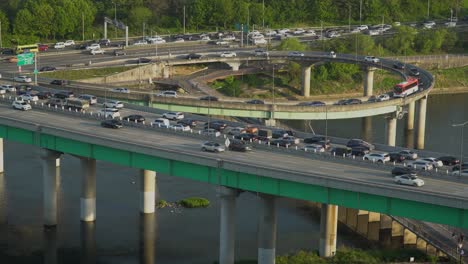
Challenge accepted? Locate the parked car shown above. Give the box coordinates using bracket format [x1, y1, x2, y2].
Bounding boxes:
[50, 79, 67, 85]
[220, 51, 236, 58]
[111, 88, 130, 93]
[200, 96, 218, 101]
[364, 56, 380, 63]
[12, 100, 32, 110]
[363, 153, 390, 163]
[228, 140, 252, 152]
[102, 100, 124, 109]
[331, 147, 352, 157]
[162, 112, 184, 120]
[123, 115, 145, 123]
[14, 76, 32, 83]
[417, 157, 443, 168]
[406, 160, 433, 170]
[399, 150, 418, 160]
[39, 66, 56, 72]
[177, 119, 197, 128]
[101, 119, 123, 129]
[394, 174, 425, 187]
[437, 156, 459, 166]
[389, 152, 406, 163]
[391, 167, 416, 176]
[97, 108, 120, 119]
[201, 141, 225, 152]
[156, 90, 177, 97]
[346, 139, 375, 150]
[186, 53, 203, 60]
[288, 51, 304, 57]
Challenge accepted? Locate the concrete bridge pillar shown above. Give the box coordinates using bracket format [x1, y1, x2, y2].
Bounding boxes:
[319, 204, 338, 257]
[386, 114, 397, 147]
[257, 194, 277, 264]
[80, 158, 96, 222]
[80, 221, 96, 264]
[217, 186, 239, 264]
[41, 149, 62, 227]
[302, 66, 311, 97]
[140, 170, 156, 214]
[416, 96, 428, 149]
[0, 138, 3, 174]
[140, 212, 156, 264]
[226, 62, 241, 71]
[364, 67, 376, 96]
[407, 101, 415, 130]
[361, 117, 373, 142]
[264, 118, 276, 127]
[44, 225, 58, 264]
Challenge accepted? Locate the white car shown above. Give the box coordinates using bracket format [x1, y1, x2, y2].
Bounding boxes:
[156, 90, 177, 97]
[14, 76, 32, 83]
[97, 108, 120, 119]
[367, 30, 381, 36]
[394, 174, 425, 187]
[0, 88, 5, 94]
[288, 51, 304, 57]
[54, 42, 66, 49]
[254, 49, 269, 57]
[329, 51, 336, 58]
[12, 100, 31, 110]
[216, 41, 229, 46]
[277, 28, 290, 34]
[200, 35, 211, 41]
[220, 52, 236, 58]
[445, 21, 456, 28]
[153, 118, 170, 128]
[222, 35, 236, 41]
[304, 29, 316, 36]
[376, 94, 390, 102]
[417, 157, 443, 168]
[174, 38, 185, 42]
[1, 84, 16, 92]
[86, 43, 100, 50]
[170, 124, 191, 131]
[265, 30, 277, 36]
[162, 112, 184, 120]
[18, 94, 39, 102]
[452, 169, 468, 176]
[102, 100, 124, 109]
[201, 141, 225, 152]
[253, 38, 267, 45]
[364, 153, 390, 163]
[423, 21, 436, 28]
[90, 48, 105, 55]
[133, 40, 148, 46]
[293, 28, 305, 35]
[64, 40, 75, 46]
[301, 144, 325, 153]
[250, 33, 265, 40]
[201, 128, 221, 137]
[364, 56, 380, 63]
[226, 127, 246, 135]
[111, 88, 130, 93]
[406, 160, 433, 170]
[357, 25, 369, 31]
[399, 150, 418, 160]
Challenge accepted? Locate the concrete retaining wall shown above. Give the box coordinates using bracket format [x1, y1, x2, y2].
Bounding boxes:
[80, 62, 169, 84]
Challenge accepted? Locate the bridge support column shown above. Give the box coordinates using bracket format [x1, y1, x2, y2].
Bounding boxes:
[302, 66, 311, 97]
[0, 138, 3, 174]
[264, 118, 276, 127]
[80, 221, 96, 264]
[44, 226, 58, 264]
[406, 101, 415, 130]
[217, 186, 238, 264]
[226, 62, 241, 71]
[258, 194, 277, 264]
[319, 204, 338, 257]
[80, 158, 96, 222]
[416, 96, 427, 149]
[140, 212, 156, 264]
[364, 67, 376, 96]
[386, 114, 397, 147]
[361, 117, 373, 142]
[41, 149, 61, 227]
[140, 170, 156, 214]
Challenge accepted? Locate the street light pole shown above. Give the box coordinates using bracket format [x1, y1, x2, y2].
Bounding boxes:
[183, 5, 186, 34]
[262, 0, 265, 29]
[452, 121, 468, 172]
[427, 0, 430, 19]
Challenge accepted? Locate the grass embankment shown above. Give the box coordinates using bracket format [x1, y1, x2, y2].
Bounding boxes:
[157, 197, 210, 209]
[39, 66, 136, 80]
[432, 66, 468, 89]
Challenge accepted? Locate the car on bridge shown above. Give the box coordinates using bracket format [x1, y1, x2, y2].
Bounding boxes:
[40, 66, 57, 72]
[297, 101, 326, 106]
[123, 115, 145, 123]
[394, 174, 425, 187]
[417, 157, 443, 168]
[391, 167, 416, 176]
[50, 79, 67, 85]
[376, 94, 390, 102]
[101, 119, 123, 129]
[437, 156, 459, 166]
[364, 56, 380, 63]
[111, 88, 130, 93]
[90, 48, 105, 55]
[288, 51, 304, 57]
[156, 90, 177, 97]
[398, 150, 418, 160]
[409, 68, 420, 76]
[220, 51, 236, 58]
[14, 76, 32, 83]
[103, 100, 124, 109]
[170, 124, 191, 131]
[97, 108, 120, 119]
[364, 153, 390, 163]
[393, 62, 405, 69]
[162, 112, 184, 120]
[200, 96, 218, 101]
[12, 100, 32, 111]
[201, 141, 225, 153]
[186, 53, 203, 60]
[406, 160, 433, 170]
[228, 140, 252, 152]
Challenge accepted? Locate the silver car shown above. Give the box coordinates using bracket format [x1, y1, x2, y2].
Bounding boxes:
[201, 141, 225, 153]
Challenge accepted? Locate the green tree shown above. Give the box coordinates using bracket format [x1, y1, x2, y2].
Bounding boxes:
[382, 26, 417, 55]
[276, 250, 326, 264]
[128, 6, 152, 32]
[278, 38, 306, 51]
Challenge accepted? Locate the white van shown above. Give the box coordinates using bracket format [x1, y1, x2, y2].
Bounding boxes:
[153, 118, 170, 128]
[156, 90, 177, 98]
[78, 94, 97, 105]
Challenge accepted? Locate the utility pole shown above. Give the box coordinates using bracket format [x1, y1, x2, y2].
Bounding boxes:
[183, 5, 186, 34]
[143, 22, 145, 40]
[241, 23, 243, 47]
[262, 0, 265, 29]
[359, 0, 363, 25]
[427, 0, 430, 19]
[348, 4, 351, 32]
[82, 12, 85, 41]
[0, 20, 2, 48]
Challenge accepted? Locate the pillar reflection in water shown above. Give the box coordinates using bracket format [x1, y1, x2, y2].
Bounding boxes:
[139, 212, 157, 264]
[80, 221, 96, 264]
[44, 227, 58, 264]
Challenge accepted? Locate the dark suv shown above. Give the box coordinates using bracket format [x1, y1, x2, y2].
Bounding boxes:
[204, 121, 227, 131]
[346, 139, 375, 150]
[331, 147, 351, 157]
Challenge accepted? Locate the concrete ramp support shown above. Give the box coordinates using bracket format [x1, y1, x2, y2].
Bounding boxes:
[257, 194, 277, 264]
[80, 158, 96, 222]
[140, 170, 156, 214]
[302, 66, 311, 97]
[41, 149, 62, 227]
[319, 204, 338, 257]
[140, 212, 156, 264]
[386, 114, 397, 146]
[0, 138, 3, 174]
[217, 186, 239, 264]
[80, 221, 96, 264]
[226, 62, 241, 71]
[416, 96, 428, 149]
[407, 101, 415, 130]
[364, 67, 376, 96]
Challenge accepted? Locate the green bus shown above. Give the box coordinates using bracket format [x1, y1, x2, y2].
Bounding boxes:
[16, 44, 39, 54]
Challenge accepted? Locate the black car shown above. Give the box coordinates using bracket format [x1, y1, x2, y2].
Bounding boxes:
[200, 96, 219, 101]
[204, 121, 227, 131]
[137, 57, 151, 64]
[234, 133, 257, 141]
[391, 167, 416, 176]
[123, 115, 145, 123]
[345, 98, 362, 105]
[99, 39, 111, 46]
[367, 96, 377, 102]
[101, 119, 123, 129]
[1, 48, 14, 55]
[304, 135, 327, 144]
[331, 147, 351, 157]
[40, 66, 56, 72]
[437, 156, 459, 166]
[409, 68, 420, 76]
[186, 53, 203, 60]
[297, 101, 326, 106]
[272, 129, 295, 139]
[36, 91, 52, 99]
[334, 99, 348, 105]
[246, 99, 264, 104]
[75, 44, 88, 50]
[388, 152, 406, 162]
[346, 139, 375, 150]
[452, 162, 468, 171]
[113, 49, 126, 56]
[393, 62, 405, 70]
[53, 91, 74, 99]
[351, 146, 370, 156]
[177, 119, 197, 127]
[270, 139, 292, 147]
[228, 140, 252, 152]
[50, 79, 67, 85]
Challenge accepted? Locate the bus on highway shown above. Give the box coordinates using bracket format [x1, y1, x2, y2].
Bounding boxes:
[393, 78, 419, 97]
[15, 44, 38, 54]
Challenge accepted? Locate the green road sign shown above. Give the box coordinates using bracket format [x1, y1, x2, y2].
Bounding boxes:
[17, 53, 34, 66]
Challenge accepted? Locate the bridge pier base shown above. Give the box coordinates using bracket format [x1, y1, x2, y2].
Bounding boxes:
[226, 62, 241, 71]
[140, 212, 156, 264]
[416, 96, 427, 149]
[319, 204, 338, 257]
[0, 138, 3, 174]
[264, 118, 276, 127]
[364, 67, 376, 97]
[218, 186, 238, 264]
[41, 149, 62, 227]
[361, 117, 373, 142]
[302, 66, 311, 97]
[80, 158, 96, 222]
[80, 221, 96, 264]
[407, 101, 415, 130]
[140, 170, 156, 214]
[44, 225, 58, 264]
[386, 115, 397, 146]
[258, 194, 277, 264]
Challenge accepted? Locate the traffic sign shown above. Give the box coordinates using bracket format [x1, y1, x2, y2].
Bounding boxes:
[17, 53, 34, 66]
[225, 138, 231, 148]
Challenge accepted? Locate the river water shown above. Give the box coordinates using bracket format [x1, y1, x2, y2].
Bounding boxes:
[0, 93, 466, 264]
